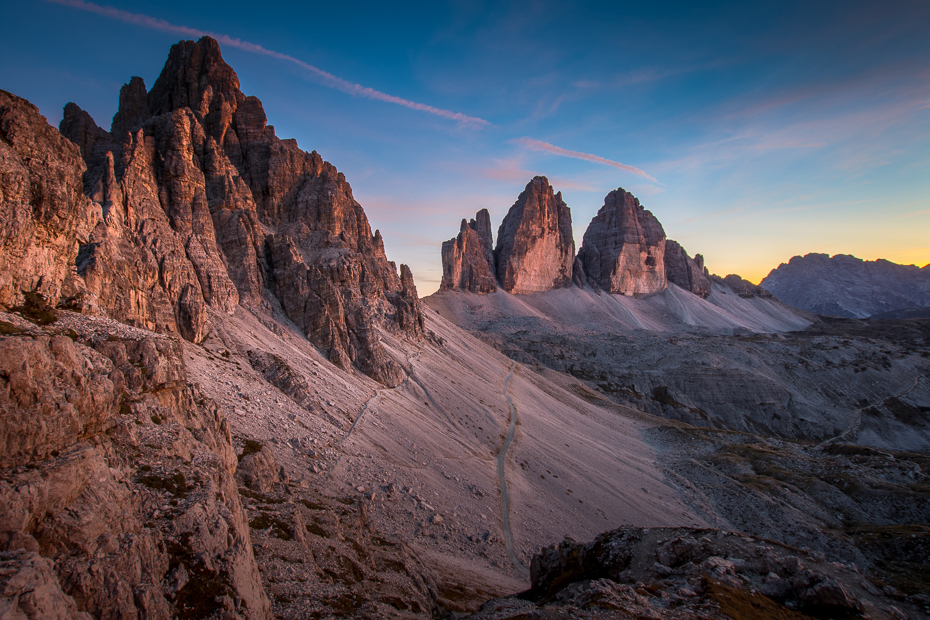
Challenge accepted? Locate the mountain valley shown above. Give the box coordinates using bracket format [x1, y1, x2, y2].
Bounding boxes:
[1, 36, 929, 620]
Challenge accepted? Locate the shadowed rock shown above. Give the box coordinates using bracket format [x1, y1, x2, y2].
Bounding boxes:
[665, 239, 711, 298]
[761, 253, 930, 318]
[577, 188, 667, 295]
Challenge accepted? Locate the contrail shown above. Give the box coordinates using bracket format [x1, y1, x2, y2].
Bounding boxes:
[46, 0, 492, 128]
[511, 137, 657, 182]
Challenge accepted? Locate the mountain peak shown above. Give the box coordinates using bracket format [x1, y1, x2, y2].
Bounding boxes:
[147, 36, 242, 120]
[494, 176, 575, 293]
[577, 186, 667, 295]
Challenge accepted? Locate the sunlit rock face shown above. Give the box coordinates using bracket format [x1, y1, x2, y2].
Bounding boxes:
[0, 91, 97, 311]
[440, 209, 498, 293]
[494, 176, 575, 294]
[47, 35, 420, 385]
[577, 188, 667, 295]
[665, 239, 711, 298]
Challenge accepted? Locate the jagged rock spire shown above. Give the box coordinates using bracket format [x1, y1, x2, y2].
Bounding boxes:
[494, 176, 575, 294]
[440, 210, 498, 293]
[577, 187, 667, 295]
[43, 35, 421, 385]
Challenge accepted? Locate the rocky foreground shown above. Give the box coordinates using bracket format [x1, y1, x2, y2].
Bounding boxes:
[2, 35, 930, 620]
[471, 524, 929, 619]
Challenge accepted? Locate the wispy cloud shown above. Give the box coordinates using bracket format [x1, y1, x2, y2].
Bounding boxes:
[46, 0, 492, 127]
[510, 137, 657, 182]
[896, 209, 930, 220]
[436, 157, 599, 191]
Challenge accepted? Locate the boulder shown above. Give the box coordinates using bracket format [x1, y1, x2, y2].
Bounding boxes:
[236, 444, 281, 494]
[0, 550, 91, 620]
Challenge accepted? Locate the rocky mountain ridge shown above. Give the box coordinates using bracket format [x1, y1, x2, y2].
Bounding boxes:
[0, 36, 435, 619]
[761, 253, 930, 318]
[440, 178, 750, 301]
[12, 36, 422, 387]
[2, 35, 929, 620]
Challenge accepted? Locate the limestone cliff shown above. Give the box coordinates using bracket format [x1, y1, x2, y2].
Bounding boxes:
[664, 239, 711, 298]
[494, 177, 574, 294]
[45, 36, 421, 385]
[440, 210, 497, 293]
[0, 316, 271, 619]
[0, 91, 98, 311]
[577, 188, 667, 295]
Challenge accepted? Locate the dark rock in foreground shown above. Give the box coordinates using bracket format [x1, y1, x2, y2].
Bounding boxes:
[466, 526, 928, 619]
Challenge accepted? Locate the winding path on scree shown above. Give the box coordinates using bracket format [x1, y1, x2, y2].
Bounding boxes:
[498, 364, 530, 577]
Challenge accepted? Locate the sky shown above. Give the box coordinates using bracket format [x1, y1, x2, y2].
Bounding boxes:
[2, 0, 928, 295]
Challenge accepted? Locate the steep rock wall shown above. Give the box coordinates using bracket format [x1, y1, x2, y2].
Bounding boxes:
[494, 177, 575, 294]
[577, 188, 667, 295]
[0, 37, 423, 385]
[665, 239, 711, 298]
[440, 210, 498, 293]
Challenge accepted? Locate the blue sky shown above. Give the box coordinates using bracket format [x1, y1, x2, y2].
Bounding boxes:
[2, 0, 928, 293]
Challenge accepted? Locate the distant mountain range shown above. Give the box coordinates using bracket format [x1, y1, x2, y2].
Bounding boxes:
[760, 253, 930, 318]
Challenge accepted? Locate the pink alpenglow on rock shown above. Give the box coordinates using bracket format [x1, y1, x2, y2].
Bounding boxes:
[440, 210, 498, 294]
[31, 36, 422, 385]
[495, 176, 575, 294]
[578, 187, 667, 296]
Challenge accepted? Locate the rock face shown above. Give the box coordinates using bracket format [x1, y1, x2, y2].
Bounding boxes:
[664, 240, 711, 298]
[577, 188, 667, 295]
[439, 184, 726, 301]
[0, 318, 271, 619]
[0, 36, 422, 385]
[494, 177, 575, 294]
[761, 253, 930, 318]
[440, 209, 497, 293]
[0, 91, 97, 311]
[0, 334, 120, 468]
